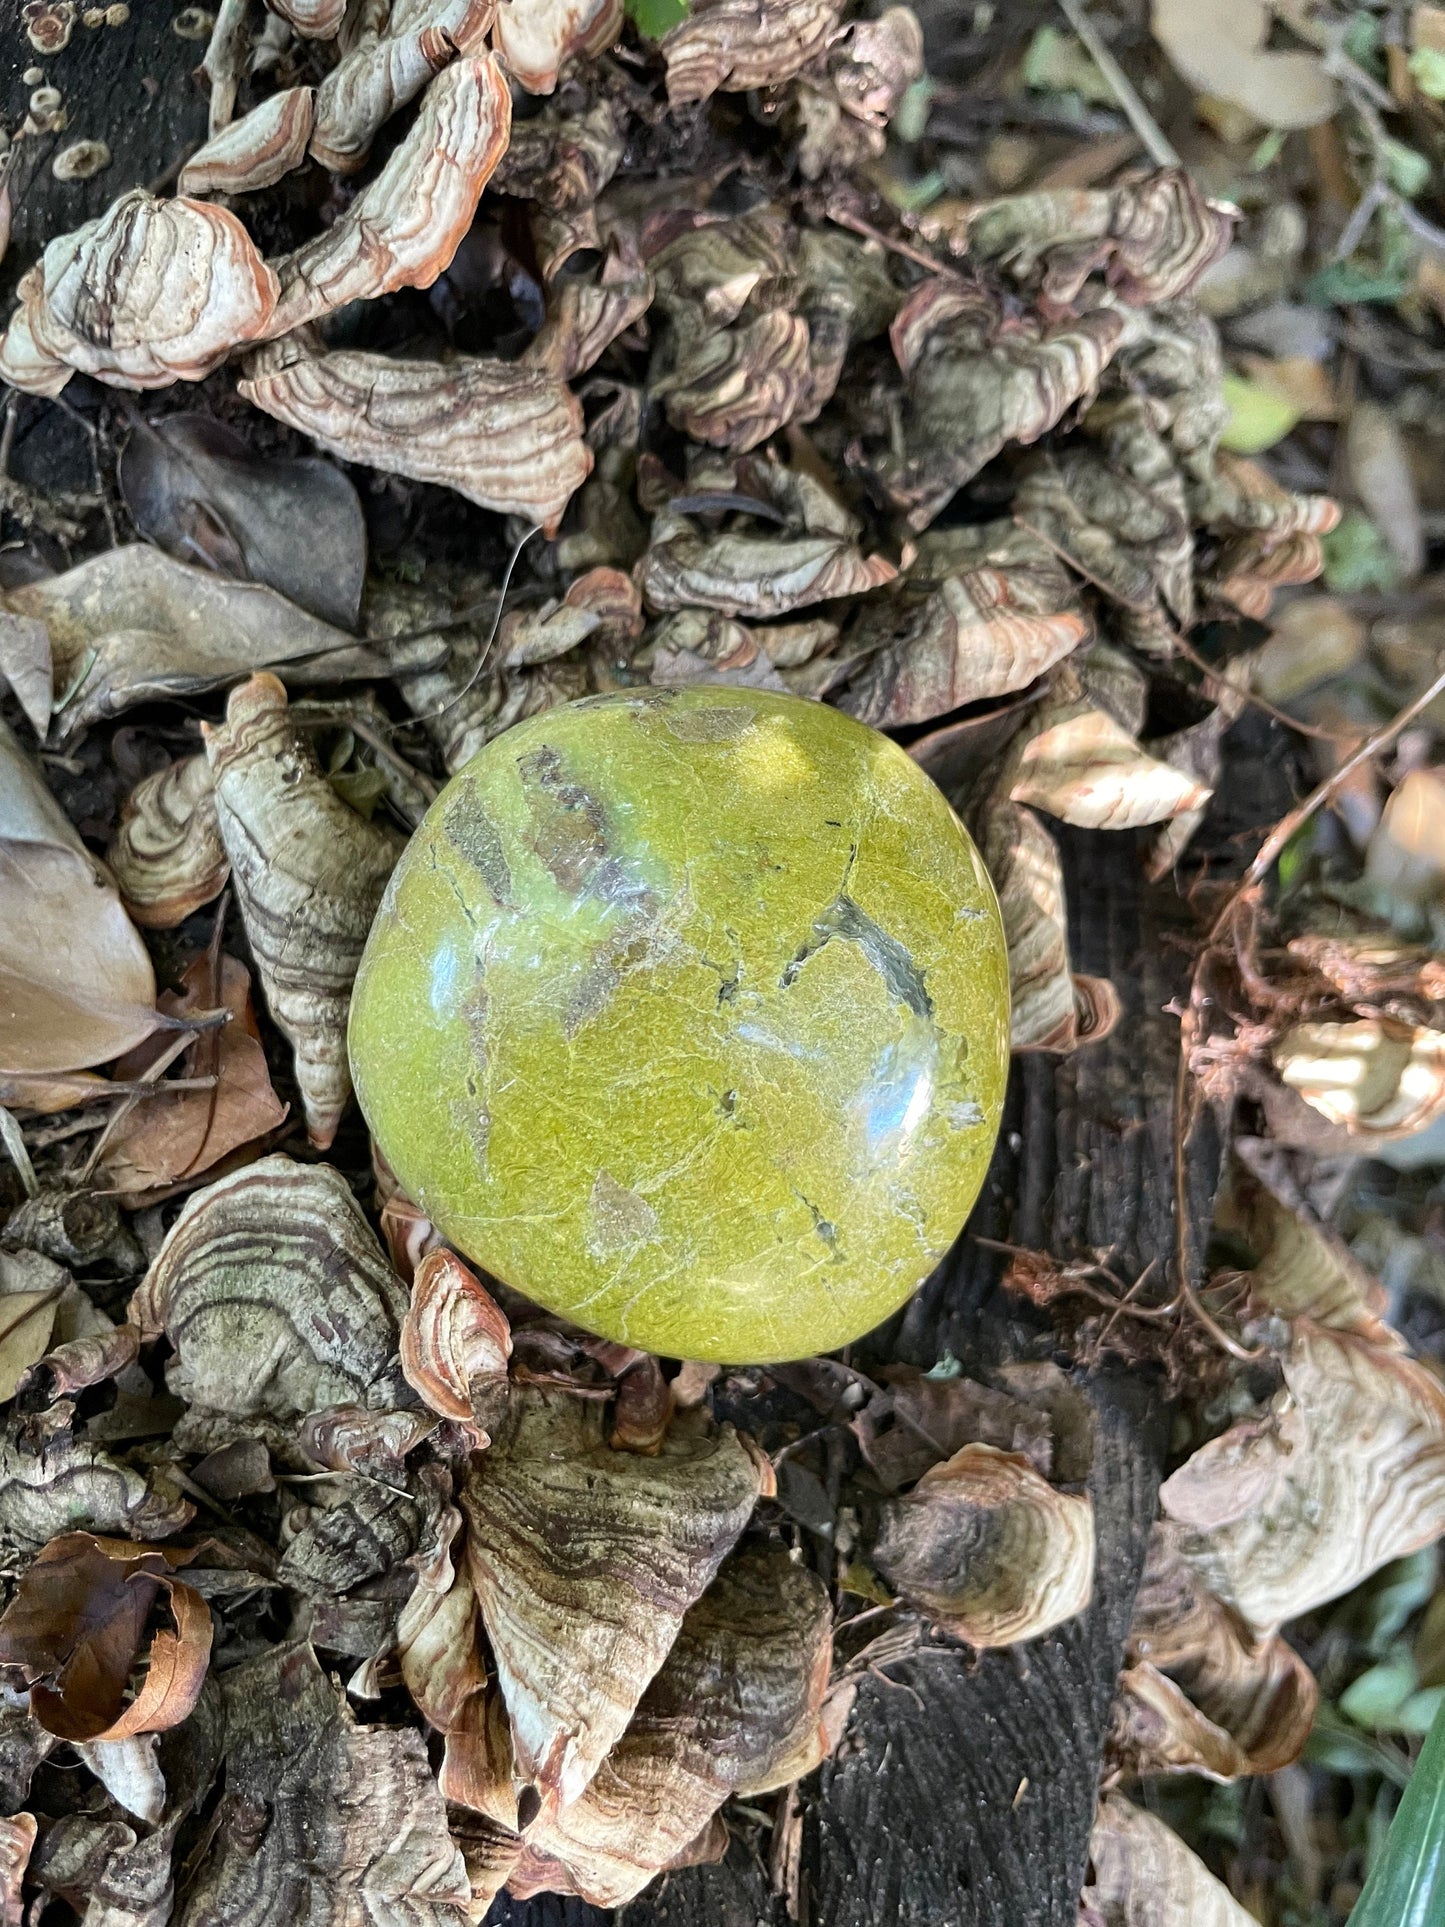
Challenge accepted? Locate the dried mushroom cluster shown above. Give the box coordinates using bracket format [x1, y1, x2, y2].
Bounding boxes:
[2, 0, 1445, 1920]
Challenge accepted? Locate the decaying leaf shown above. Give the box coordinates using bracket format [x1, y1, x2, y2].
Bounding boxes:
[0, 612, 52, 740]
[310, 0, 496, 173]
[1007, 687, 1212, 830]
[794, 7, 924, 180]
[265, 54, 513, 335]
[0, 713, 161, 1075]
[116, 412, 367, 630]
[400, 1248, 511, 1424]
[240, 339, 591, 538]
[203, 674, 404, 1147]
[1083, 1793, 1262, 1927]
[0, 1532, 211, 1743]
[491, 0, 622, 94]
[100, 954, 288, 1203]
[460, 1387, 768, 1812]
[0, 191, 279, 396]
[107, 756, 228, 931]
[499, 567, 641, 666]
[131, 1154, 409, 1423]
[177, 86, 316, 196]
[982, 798, 1120, 1053]
[873, 279, 1123, 531]
[0, 1426, 191, 1551]
[874, 1441, 1094, 1647]
[967, 170, 1234, 316]
[660, 0, 843, 105]
[522, 232, 655, 383]
[1152, 0, 1337, 130]
[513, 1545, 832, 1906]
[1271, 1018, 1445, 1141]
[3, 545, 387, 739]
[840, 522, 1088, 728]
[1164, 1322, 1445, 1632]
[1115, 1525, 1316, 1780]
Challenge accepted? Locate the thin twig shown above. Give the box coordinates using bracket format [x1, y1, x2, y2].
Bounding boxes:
[1168, 630, 1360, 744]
[824, 197, 966, 280]
[1053, 0, 1180, 168]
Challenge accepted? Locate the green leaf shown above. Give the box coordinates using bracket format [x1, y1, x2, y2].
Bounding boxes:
[1383, 139, 1431, 200]
[1219, 374, 1301, 454]
[1409, 47, 1445, 100]
[1342, 1657, 1420, 1730]
[1349, 1694, 1445, 1926]
[627, 0, 686, 38]
[1323, 512, 1401, 594]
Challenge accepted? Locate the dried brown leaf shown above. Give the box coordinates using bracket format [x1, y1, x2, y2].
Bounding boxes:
[0, 1286, 60, 1404]
[514, 1545, 832, 1906]
[661, 0, 843, 105]
[0, 191, 278, 396]
[874, 280, 1123, 531]
[0, 713, 161, 1075]
[107, 756, 228, 931]
[967, 169, 1234, 315]
[131, 1154, 409, 1422]
[1272, 1018, 1445, 1140]
[0, 1531, 211, 1743]
[1007, 690, 1211, 830]
[241, 340, 590, 538]
[492, 0, 622, 94]
[265, 55, 512, 335]
[460, 1388, 767, 1811]
[1083, 1793, 1263, 1926]
[5, 545, 387, 739]
[401, 1248, 512, 1424]
[1164, 1322, 1445, 1632]
[178, 86, 315, 196]
[874, 1441, 1094, 1647]
[203, 674, 404, 1147]
[100, 954, 288, 1203]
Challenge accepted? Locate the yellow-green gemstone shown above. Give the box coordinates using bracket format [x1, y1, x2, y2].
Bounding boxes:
[348, 688, 1009, 1364]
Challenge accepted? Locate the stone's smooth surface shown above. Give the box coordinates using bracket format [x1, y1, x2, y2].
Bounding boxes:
[348, 688, 1009, 1364]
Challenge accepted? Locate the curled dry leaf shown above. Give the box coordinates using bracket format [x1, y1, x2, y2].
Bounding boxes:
[0, 713, 161, 1076]
[660, 0, 843, 106]
[0, 1815, 34, 1927]
[400, 1248, 512, 1424]
[522, 232, 655, 383]
[1083, 1793, 1262, 1927]
[268, 0, 346, 33]
[0, 1427, 191, 1550]
[491, 0, 622, 95]
[0, 191, 278, 397]
[1164, 1322, 1445, 1632]
[1117, 1524, 1316, 1781]
[874, 279, 1123, 532]
[460, 1387, 768, 1812]
[1152, 0, 1337, 130]
[241, 340, 590, 538]
[100, 953, 289, 1204]
[310, 0, 496, 174]
[794, 7, 924, 180]
[983, 799, 1120, 1053]
[107, 755, 228, 931]
[131, 1154, 409, 1422]
[840, 522, 1087, 728]
[1219, 1146, 1394, 1342]
[203, 673, 404, 1147]
[0, 1532, 211, 1743]
[265, 54, 512, 336]
[1007, 690, 1212, 831]
[513, 1545, 832, 1907]
[178, 87, 316, 196]
[874, 1441, 1095, 1648]
[500, 566, 641, 666]
[1271, 1019, 1445, 1141]
[967, 170, 1234, 317]
[4, 544, 386, 739]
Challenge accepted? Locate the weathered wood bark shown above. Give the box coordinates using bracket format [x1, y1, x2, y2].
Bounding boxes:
[487, 824, 1224, 1927]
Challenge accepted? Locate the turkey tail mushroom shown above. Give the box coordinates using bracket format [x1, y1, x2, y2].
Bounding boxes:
[202, 674, 404, 1149]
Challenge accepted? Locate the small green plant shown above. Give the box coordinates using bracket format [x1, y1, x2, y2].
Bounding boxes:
[1348, 1693, 1445, 1926]
[626, 0, 687, 38]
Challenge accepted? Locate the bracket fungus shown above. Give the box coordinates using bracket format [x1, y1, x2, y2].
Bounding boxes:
[106, 756, 228, 932]
[490, 0, 623, 94]
[177, 87, 316, 197]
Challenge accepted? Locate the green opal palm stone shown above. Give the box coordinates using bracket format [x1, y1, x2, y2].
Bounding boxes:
[348, 689, 1009, 1363]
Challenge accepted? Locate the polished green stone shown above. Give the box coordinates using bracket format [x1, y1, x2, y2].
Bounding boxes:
[348, 689, 1009, 1364]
